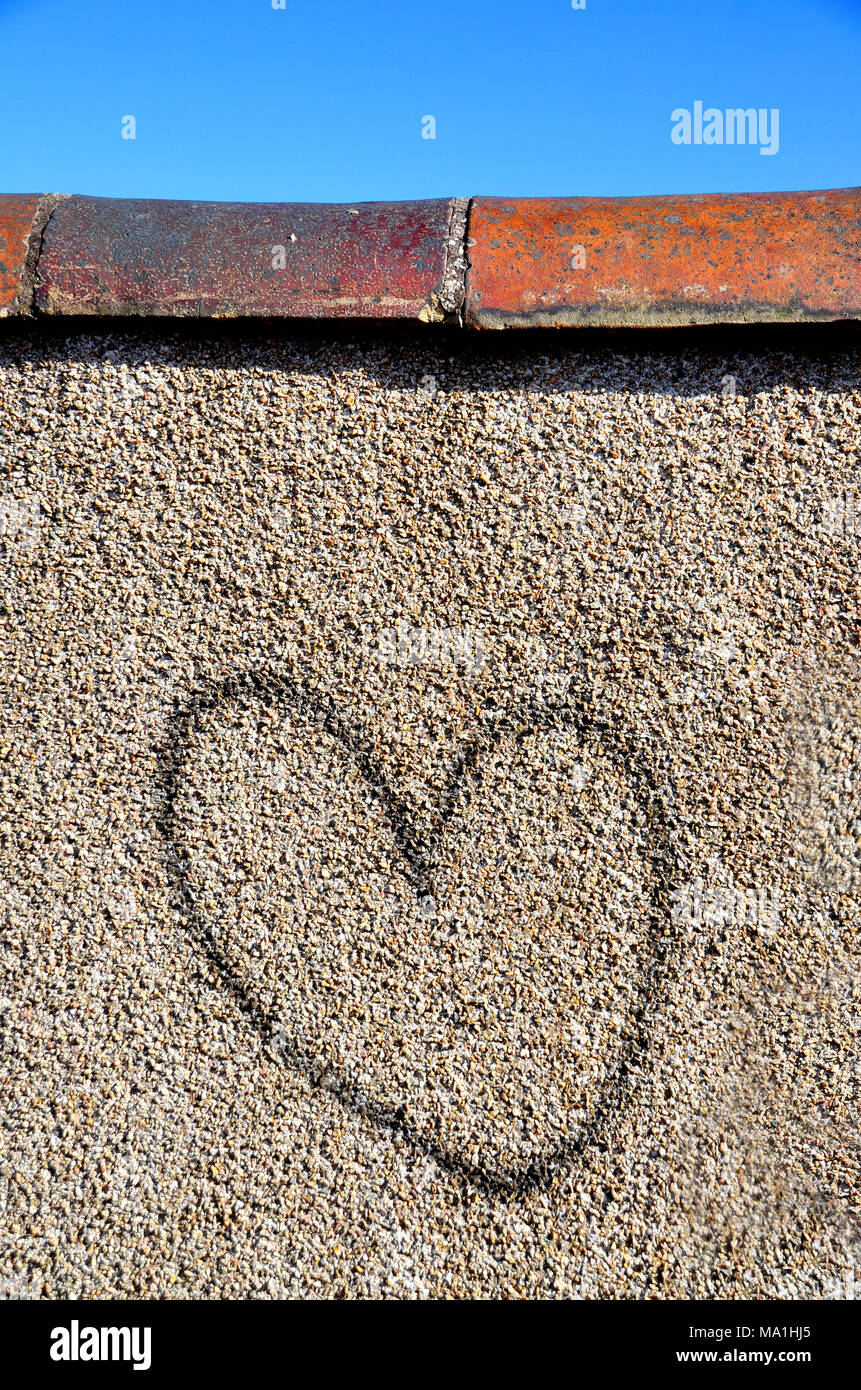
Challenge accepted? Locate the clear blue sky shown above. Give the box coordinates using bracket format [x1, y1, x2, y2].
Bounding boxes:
[1, 0, 859, 201]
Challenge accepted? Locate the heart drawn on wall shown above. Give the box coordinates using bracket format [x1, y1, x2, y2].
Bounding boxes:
[160, 670, 681, 1193]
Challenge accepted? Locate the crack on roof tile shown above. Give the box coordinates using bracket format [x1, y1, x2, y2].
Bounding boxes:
[19, 193, 68, 315]
[419, 197, 470, 323]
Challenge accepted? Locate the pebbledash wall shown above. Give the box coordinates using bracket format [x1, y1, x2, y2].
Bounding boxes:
[1, 190, 860, 1299]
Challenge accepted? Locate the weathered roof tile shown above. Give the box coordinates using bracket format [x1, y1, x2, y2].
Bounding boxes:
[0, 194, 44, 316]
[2, 188, 859, 327]
[465, 189, 861, 328]
[35, 196, 463, 320]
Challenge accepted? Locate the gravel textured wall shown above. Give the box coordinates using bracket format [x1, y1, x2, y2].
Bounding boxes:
[1, 326, 859, 1298]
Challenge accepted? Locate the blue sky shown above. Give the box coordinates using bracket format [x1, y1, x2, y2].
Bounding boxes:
[0, 0, 859, 201]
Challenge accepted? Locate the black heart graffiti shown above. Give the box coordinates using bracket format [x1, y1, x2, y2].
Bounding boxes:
[158, 670, 682, 1195]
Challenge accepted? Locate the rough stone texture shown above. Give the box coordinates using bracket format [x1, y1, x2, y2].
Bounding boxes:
[467, 190, 861, 328]
[35, 197, 458, 320]
[0, 326, 859, 1298]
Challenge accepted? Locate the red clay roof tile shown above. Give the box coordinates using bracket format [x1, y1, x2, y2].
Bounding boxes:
[1, 188, 858, 327]
[34, 196, 462, 320]
[465, 189, 861, 328]
[0, 194, 44, 316]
